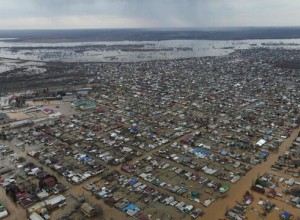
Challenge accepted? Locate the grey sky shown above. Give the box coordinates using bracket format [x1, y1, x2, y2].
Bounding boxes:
[0, 0, 299, 29]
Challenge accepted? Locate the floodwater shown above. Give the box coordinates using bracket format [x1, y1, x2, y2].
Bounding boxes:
[1, 39, 300, 62]
[204, 127, 300, 220]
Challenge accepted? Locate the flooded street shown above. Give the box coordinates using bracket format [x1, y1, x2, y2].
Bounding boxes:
[205, 127, 300, 219]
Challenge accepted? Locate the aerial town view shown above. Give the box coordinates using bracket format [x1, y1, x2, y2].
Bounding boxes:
[1, 1, 300, 220]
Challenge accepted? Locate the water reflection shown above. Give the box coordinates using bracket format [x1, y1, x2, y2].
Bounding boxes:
[0, 39, 300, 62]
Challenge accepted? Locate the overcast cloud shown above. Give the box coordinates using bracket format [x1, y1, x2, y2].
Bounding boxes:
[0, 0, 299, 29]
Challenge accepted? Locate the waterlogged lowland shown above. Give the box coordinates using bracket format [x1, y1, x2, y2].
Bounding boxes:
[1, 38, 300, 62]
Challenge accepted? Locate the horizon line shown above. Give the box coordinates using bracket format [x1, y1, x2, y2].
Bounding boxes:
[1, 26, 300, 31]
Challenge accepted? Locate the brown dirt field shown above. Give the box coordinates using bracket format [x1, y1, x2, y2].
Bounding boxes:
[5, 112, 31, 121]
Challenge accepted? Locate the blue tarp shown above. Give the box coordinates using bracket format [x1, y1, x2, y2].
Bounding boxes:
[192, 149, 210, 156]
[129, 179, 138, 185]
[122, 203, 140, 212]
[280, 211, 291, 219]
[130, 127, 138, 133]
[81, 156, 92, 162]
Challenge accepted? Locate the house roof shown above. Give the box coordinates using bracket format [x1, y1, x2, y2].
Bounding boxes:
[81, 203, 95, 213]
